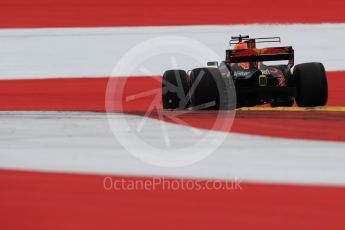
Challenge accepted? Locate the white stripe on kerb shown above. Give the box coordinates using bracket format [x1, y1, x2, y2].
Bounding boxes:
[0, 24, 344, 79]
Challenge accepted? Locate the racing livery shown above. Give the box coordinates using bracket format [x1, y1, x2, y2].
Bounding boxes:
[162, 35, 328, 109]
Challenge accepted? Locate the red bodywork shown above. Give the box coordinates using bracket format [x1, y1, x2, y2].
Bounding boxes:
[226, 47, 294, 64]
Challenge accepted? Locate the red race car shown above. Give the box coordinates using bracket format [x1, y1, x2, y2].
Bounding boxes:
[162, 35, 328, 109]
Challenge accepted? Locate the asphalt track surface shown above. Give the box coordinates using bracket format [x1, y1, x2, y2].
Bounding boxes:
[1, 1, 345, 230]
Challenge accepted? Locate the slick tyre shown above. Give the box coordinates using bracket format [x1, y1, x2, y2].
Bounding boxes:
[293, 62, 328, 107]
[162, 70, 189, 110]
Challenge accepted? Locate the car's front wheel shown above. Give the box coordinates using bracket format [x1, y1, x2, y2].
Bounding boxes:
[162, 70, 189, 110]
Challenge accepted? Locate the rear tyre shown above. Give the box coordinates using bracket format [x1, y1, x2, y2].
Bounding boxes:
[293, 62, 328, 107]
[190, 68, 233, 110]
[162, 70, 189, 110]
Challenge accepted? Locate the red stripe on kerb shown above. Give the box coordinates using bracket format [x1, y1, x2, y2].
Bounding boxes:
[0, 71, 344, 141]
[0, 0, 345, 28]
[0, 169, 345, 230]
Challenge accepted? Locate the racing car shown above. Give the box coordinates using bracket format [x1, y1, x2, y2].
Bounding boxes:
[162, 35, 328, 110]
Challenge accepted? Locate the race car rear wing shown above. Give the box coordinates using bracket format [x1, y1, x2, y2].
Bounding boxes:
[226, 46, 294, 66]
[230, 36, 281, 46]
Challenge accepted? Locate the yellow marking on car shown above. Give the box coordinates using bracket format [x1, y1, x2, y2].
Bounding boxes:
[237, 106, 345, 112]
[258, 74, 267, 87]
